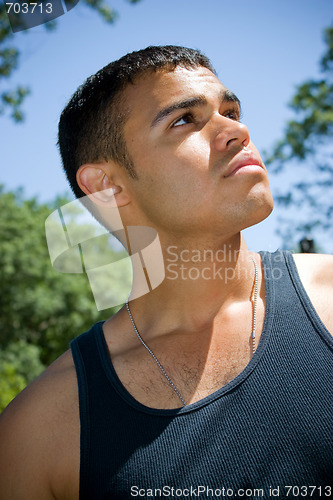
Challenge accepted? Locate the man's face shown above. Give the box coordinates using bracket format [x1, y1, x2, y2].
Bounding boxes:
[122, 66, 273, 241]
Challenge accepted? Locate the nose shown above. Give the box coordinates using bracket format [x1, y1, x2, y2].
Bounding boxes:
[213, 116, 250, 152]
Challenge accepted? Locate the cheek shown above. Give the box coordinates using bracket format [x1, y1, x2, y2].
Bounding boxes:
[176, 135, 211, 170]
[129, 131, 213, 208]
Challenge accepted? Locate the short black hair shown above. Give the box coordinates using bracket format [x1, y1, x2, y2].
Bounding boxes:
[58, 45, 216, 199]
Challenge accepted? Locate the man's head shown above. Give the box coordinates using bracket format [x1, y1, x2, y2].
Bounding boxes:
[58, 45, 273, 242]
[58, 45, 215, 200]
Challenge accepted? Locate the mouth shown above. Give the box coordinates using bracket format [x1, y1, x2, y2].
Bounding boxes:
[223, 155, 264, 178]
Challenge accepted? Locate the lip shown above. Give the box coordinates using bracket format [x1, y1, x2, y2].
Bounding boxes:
[223, 154, 264, 178]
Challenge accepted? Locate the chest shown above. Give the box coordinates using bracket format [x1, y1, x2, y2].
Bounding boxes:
[111, 302, 266, 409]
[112, 339, 253, 408]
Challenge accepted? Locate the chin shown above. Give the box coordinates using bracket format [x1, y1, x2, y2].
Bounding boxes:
[244, 194, 274, 229]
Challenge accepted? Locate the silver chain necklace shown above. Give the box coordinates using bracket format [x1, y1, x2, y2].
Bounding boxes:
[251, 256, 258, 355]
[125, 256, 258, 407]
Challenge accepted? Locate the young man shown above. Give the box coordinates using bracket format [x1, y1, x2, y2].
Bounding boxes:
[0, 46, 332, 499]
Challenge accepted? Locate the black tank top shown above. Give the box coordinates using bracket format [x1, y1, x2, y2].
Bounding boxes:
[71, 250, 333, 499]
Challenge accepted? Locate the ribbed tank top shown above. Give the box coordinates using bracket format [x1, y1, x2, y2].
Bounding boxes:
[71, 250, 333, 499]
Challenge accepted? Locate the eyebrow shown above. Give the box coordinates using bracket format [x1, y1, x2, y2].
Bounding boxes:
[150, 89, 241, 128]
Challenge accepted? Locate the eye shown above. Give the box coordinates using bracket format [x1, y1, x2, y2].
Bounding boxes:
[171, 112, 195, 128]
[223, 108, 241, 121]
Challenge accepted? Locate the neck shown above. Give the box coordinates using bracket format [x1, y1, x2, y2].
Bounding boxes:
[127, 232, 259, 338]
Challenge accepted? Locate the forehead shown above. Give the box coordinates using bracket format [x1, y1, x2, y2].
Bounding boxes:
[121, 66, 227, 128]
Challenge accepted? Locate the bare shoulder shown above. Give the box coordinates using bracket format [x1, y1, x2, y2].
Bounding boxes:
[292, 253, 333, 289]
[292, 253, 333, 335]
[0, 349, 79, 500]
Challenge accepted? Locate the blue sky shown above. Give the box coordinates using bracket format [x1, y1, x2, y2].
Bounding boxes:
[1, 0, 332, 251]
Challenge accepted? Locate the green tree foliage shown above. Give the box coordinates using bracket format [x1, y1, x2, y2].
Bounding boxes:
[265, 25, 333, 247]
[0, 361, 26, 412]
[0, 186, 130, 411]
[0, 340, 44, 410]
[0, 0, 141, 121]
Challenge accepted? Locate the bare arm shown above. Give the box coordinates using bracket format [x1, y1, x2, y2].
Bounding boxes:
[0, 350, 80, 500]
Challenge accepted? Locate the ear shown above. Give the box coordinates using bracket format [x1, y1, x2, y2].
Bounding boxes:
[76, 162, 131, 208]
